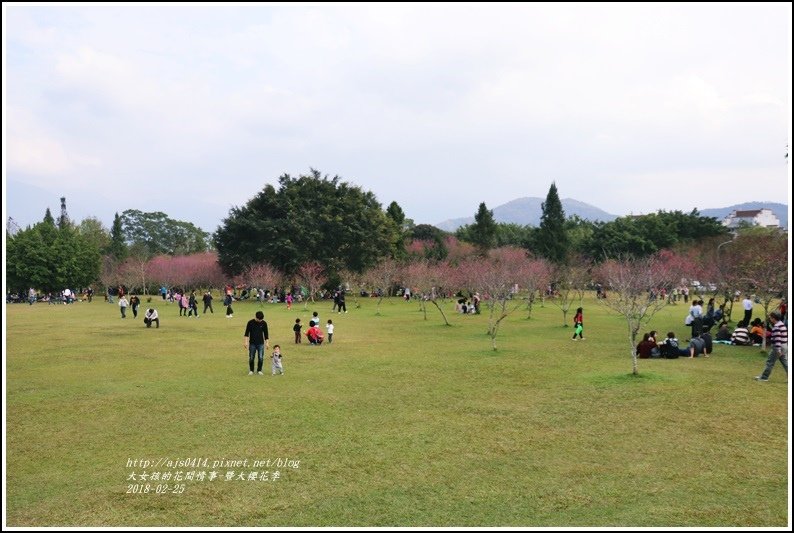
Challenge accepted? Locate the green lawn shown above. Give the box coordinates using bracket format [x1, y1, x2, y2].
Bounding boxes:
[5, 294, 789, 526]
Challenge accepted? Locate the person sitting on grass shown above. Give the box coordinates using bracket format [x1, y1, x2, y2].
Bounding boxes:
[731, 321, 752, 346]
[715, 322, 732, 342]
[636, 333, 658, 359]
[660, 332, 688, 358]
[700, 329, 713, 355]
[749, 318, 767, 345]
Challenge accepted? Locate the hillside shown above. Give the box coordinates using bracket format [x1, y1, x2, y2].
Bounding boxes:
[435, 197, 618, 231]
[436, 198, 788, 232]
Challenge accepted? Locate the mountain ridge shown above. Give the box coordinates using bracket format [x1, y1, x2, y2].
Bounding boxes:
[435, 198, 788, 231]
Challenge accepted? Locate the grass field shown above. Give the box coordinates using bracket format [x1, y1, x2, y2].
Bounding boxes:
[5, 293, 790, 526]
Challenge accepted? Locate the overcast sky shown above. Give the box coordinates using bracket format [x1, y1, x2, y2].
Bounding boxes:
[3, 3, 792, 233]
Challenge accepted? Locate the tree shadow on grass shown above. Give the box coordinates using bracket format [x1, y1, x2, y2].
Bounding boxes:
[583, 372, 671, 387]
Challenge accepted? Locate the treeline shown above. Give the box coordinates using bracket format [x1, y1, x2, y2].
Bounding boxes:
[453, 187, 729, 260]
[5, 169, 782, 296]
[6, 207, 212, 295]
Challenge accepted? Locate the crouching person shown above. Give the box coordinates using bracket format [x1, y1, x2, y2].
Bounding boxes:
[306, 324, 324, 345]
[144, 308, 160, 328]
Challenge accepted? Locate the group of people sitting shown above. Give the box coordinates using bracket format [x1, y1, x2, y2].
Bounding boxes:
[714, 318, 770, 346]
[636, 329, 713, 359]
[639, 312, 779, 359]
[455, 294, 480, 314]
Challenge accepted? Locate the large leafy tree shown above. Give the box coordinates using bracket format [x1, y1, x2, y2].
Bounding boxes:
[214, 169, 394, 278]
[457, 222, 535, 249]
[586, 210, 728, 259]
[6, 211, 101, 293]
[534, 182, 569, 263]
[120, 210, 210, 257]
[78, 217, 111, 255]
[564, 215, 596, 256]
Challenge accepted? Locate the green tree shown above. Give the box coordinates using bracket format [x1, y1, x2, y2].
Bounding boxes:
[78, 217, 111, 255]
[386, 201, 406, 227]
[534, 182, 569, 263]
[43, 208, 55, 226]
[586, 210, 728, 260]
[470, 202, 497, 255]
[457, 222, 535, 249]
[385, 201, 412, 259]
[214, 169, 394, 279]
[495, 223, 535, 249]
[109, 213, 128, 262]
[6, 212, 100, 293]
[52, 225, 101, 289]
[564, 215, 595, 256]
[6, 225, 50, 291]
[120, 210, 210, 256]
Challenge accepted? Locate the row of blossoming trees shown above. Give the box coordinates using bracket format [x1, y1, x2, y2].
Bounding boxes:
[100, 231, 786, 374]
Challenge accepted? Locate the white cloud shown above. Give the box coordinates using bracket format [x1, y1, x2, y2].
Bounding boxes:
[3, 3, 791, 231]
[6, 106, 101, 184]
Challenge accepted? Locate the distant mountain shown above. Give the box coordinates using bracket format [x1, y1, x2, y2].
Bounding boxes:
[435, 197, 618, 231]
[698, 202, 788, 229]
[435, 198, 788, 232]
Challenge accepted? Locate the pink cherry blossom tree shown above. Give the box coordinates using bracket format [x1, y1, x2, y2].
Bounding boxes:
[594, 254, 679, 375]
[298, 262, 327, 308]
[520, 256, 553, 320]
[444, 236, 476, 263]
[363, 258, 400, 314]
[99, 256, 121, 297]
[398, 260, 451, 326]
[187, 252, 226, 290]
[239, 262, 283, 296]
[117, 255, 149, 295]
[146, 255, 176, 290]
[723, 230, 788, 348]
[548, 259, 590, 327]
[467, 247, 528, 350]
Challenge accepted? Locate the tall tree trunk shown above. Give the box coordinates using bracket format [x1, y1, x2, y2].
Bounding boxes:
[488, 302, 497, 336]
[628, 320, 639, 375]
[526, 295, 535, 320]
[430, 299, 451, 326]
[760, 300, 772, 351]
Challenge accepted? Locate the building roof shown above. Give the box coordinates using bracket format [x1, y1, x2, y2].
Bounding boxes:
[733, 209, 763, 218]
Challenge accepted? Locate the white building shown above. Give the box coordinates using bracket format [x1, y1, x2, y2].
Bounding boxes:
[722, 208, 780, 229]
